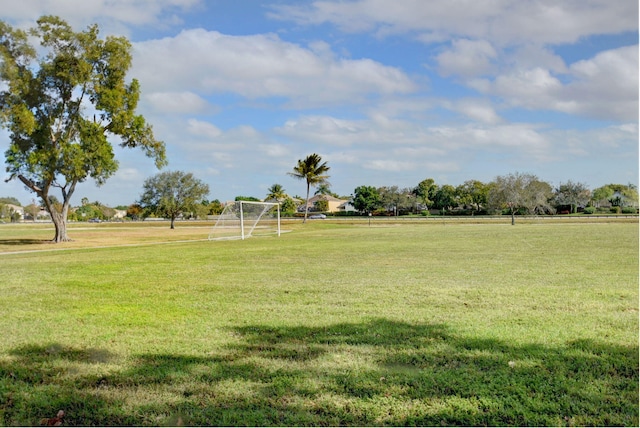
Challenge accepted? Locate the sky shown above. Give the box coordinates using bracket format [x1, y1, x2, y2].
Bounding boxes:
[0, 0, 638, 207]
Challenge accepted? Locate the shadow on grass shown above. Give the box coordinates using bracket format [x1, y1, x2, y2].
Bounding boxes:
[1, 319, 637, 426]
[0, 238, 52, 246]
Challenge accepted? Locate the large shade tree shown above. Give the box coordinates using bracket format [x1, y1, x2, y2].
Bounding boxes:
[288, 153, 330, 223]
[0, 16, 166, 242]
[138, 170, 209, 229]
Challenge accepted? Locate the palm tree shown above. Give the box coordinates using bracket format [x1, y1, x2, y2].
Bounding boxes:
[288, 153, 330, 223]
[314, 183, 335, 197]
[266, 183, 287, 202]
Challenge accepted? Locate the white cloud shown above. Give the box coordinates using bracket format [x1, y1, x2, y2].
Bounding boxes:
[268, 1, 637, 124]
[1, 0, 201, 40]
[277, 116, 367, 146]
[468, 45, 639, 121]
[508, 44, 568, 74]
[270, 0, 638, 46]
[132, 29, 416, 107]
[145, 91, 212, 114]
[492, 67, 563, 106]
[3, 0, 200, 29]
[452, 99, 503, 124]
[364, 159, 417, 172]
[436, 39, 497, 77]
[258, 143, 291, 158]
[186, 119, 222, 138]
[562, 45, 639, 120]
[276, 112, 552, 164]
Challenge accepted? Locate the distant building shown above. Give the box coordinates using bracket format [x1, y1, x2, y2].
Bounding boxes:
[337, 200, 356, 213]
[3, 204, 24, 220]
[302, 195, 349, 213]
[113, 209, 127, 219]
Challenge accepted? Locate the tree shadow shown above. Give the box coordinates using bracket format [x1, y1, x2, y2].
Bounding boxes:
[0, 238, 52, 246]
[1, 319, 637, 426]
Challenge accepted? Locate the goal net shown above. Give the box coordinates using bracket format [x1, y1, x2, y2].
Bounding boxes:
[208, 201, 281, 241]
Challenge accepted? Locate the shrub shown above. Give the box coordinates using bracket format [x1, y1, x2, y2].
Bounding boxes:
[610, 207, 621, 214]
[621, 207, 637, 214]
[583, 206, 596, 215]
[421, 210, 430, 216]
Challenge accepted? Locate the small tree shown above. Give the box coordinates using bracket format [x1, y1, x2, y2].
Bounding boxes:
[352, 185, 381, 214]
[432, 184, 457, 212]
[456, 180, 489, 214]
[126, 203, 143, 220]
[280, 197, 297, 216]
[554, 181, 591, 213]
[0, 16, 166, 242]
[314, 198, 329, 212]
[523, 179, 554, 215]
[206, 199, 224, 215]
[488, 172, 552, 225]
[413, 178, 438, 210]
[139, 171, 209, 229]
[24, 201, 40, 221]
[378, 186, 415, 215]
[288, 153, 330, 223]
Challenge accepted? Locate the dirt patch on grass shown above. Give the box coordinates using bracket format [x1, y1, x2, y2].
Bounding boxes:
[0, 222, 213, 254]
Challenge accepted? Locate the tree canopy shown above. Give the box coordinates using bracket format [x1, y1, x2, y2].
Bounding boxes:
[352, 185, 381, 214]
[456, 180, 489, 214]
[138, 170, 209, 229]
[266, 184, 287, 202]
[553, 181, 591, 213]
[0, 16, 166, 242]
[413, 178, 437, 209]
[488, 172, 553, 225]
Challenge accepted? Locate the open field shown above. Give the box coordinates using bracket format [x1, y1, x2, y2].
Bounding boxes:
[0, 220, 638, 425]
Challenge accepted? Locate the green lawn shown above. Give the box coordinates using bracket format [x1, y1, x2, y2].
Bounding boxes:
[0, 221, 638, 426]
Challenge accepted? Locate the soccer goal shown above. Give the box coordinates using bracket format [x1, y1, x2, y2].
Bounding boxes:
[208, 201, 280, 241]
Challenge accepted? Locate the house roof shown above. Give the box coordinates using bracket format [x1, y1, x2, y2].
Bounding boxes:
[4, 204, 24, 214]
[308, 194, 345, 203]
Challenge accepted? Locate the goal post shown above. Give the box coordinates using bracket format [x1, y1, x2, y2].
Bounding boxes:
[208, 201, 280, 241]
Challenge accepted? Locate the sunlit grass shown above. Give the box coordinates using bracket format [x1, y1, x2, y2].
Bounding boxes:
[0, 221, 637, 425]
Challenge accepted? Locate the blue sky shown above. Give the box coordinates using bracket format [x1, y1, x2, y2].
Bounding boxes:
[1, 0, 638, 206]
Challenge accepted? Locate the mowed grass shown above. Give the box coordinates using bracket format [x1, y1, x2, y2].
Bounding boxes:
[0, 221, 637, 426]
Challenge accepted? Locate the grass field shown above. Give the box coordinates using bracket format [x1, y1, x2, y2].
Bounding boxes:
[0, 219, 638, 426]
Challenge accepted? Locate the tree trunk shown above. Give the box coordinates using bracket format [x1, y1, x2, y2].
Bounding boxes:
[303, 182, 310, 223]
[170, 216, 175, 229]
[45, 198, 72, 242]
[18, 175, 74, 242]
[51, 210, 71, 242]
